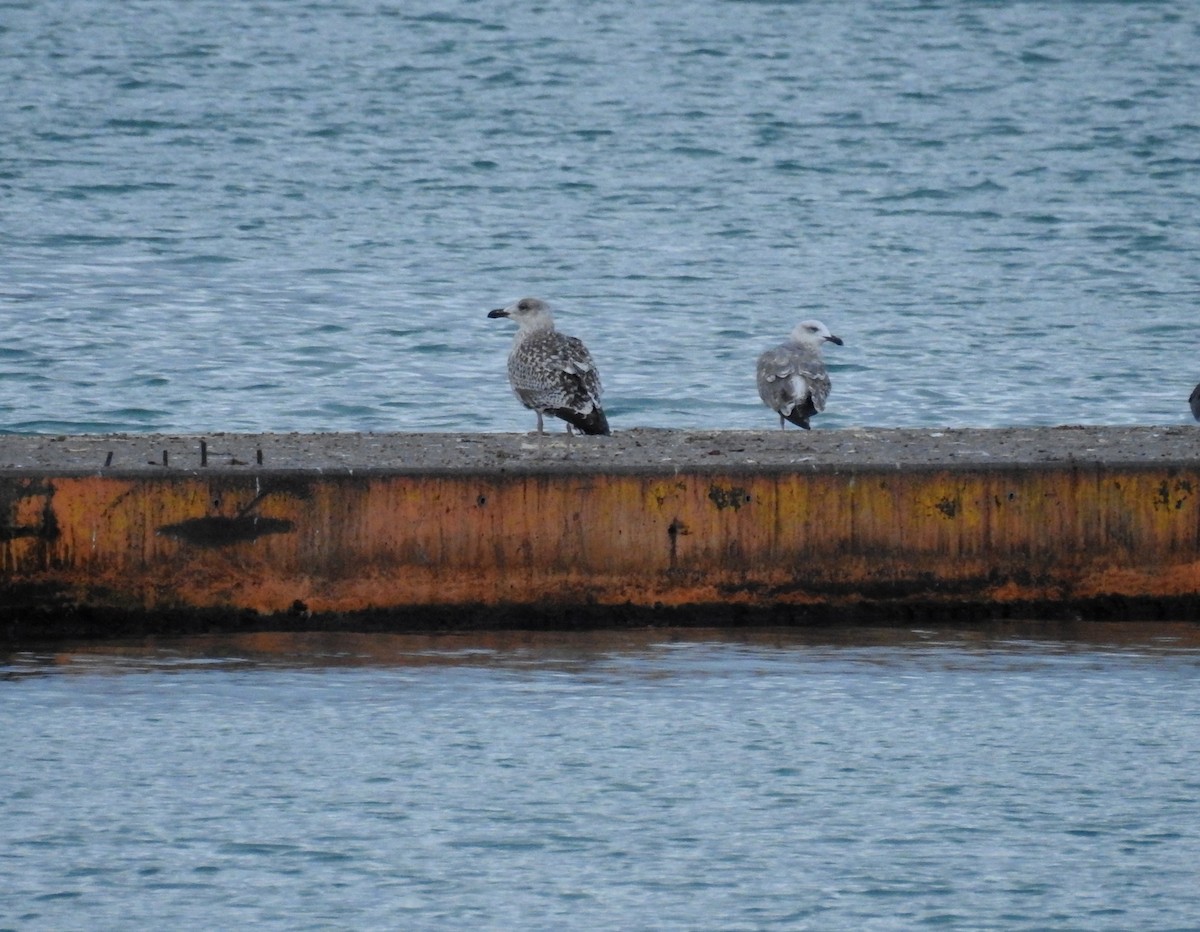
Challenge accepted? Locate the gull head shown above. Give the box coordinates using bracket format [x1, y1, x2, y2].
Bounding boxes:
[789, 319, 843, 348]
[488, 297, 555, 332]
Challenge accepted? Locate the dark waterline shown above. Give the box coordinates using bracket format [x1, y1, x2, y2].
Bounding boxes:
[6, 620, 1200, 675]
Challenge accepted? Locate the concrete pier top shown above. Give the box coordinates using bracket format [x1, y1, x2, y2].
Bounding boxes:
[1, 425, 1197, 475]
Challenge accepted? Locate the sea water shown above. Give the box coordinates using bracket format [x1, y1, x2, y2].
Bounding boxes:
[3, 627, 1200, 930]
[2, 0, 1198, 434]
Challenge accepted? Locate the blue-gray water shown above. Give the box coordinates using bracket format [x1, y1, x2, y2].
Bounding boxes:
[2, 0, 1199, 434]
[3, 626, 1200, 930]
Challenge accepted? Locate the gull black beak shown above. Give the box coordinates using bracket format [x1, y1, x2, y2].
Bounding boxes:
[487, 307, 509, 319]
[828, 334, 844, 346]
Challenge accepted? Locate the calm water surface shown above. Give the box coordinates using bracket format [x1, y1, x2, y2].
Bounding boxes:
[3, 625, 1200, 930]
[2, 0, 1199, 433]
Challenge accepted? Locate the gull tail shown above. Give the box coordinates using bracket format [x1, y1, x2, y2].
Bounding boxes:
[554, 406, 611, 436]
[782, 399, 816, 430]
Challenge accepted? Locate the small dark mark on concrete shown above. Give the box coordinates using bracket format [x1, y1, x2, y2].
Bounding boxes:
[200, 439, 208, 467]
[936, 497, 959, 518]
[708, 485, 751, 510]
[157, 515, 295, 547]
[104, 451, 113, 468]
[667, 517, 689, 568]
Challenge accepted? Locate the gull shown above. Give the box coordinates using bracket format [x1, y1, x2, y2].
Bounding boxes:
[756, 320, 843, 429]
[487, 297, 610, 435]
[1190, 382, 1200, 421]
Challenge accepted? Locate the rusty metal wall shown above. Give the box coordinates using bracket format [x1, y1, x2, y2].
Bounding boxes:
[1, 463, 1198, 630]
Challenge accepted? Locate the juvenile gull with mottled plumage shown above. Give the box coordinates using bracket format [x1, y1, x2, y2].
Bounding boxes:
[487, 297, 610, 435]
[756, 320, 843, 429]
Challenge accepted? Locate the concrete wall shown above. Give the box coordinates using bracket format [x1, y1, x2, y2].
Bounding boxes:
[2, 430, 1198, 637]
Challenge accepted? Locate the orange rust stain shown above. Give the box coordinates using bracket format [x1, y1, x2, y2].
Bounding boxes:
[1, 465, 1198, 617]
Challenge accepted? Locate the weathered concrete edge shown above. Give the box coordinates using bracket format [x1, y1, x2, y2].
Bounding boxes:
[5, 455, 1200, 481]
[2, 426, 1199, 476]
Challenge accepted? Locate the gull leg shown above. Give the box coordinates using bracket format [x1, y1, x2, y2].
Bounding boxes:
[779, 414, 786, 430]
[535, 411, 544, 434]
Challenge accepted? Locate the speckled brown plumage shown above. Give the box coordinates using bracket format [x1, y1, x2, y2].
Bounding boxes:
[488, 297, 610, 435]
